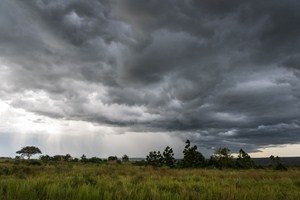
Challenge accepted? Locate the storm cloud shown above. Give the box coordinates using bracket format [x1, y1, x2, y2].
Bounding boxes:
[1, 0, 300, 156]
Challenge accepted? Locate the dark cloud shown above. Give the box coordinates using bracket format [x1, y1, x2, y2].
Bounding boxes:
[1, 0, 300, 153]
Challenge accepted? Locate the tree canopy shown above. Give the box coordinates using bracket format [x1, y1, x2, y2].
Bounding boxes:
[182, 140, 205, 168]
[236, 149, 256, 169]
[209, 147, 235, 169]
[16, 146, 42, 159]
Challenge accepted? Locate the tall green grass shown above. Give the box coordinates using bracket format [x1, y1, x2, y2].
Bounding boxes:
[0, 160, 300, 199]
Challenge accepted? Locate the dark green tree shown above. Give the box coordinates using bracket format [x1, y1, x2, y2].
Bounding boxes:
[89, 157, 102, 163]
[182, 140, 205, 168]
[269, 155, 279, 162]
[269, 155, 287, 171]
[52, 155, 65, 161]
[64, 154, 72, 161]
[16, 146, 42, 159]
[40, 154, 51, 162]
[210, 147, 235, 169]
[236, 149, 256, 169]
[108, 156, 118, 161]
[122, 154, 129, 162]
[162, 146, 175, 168]
[146, 151, 164, 167]
[81, 154, 87, 163]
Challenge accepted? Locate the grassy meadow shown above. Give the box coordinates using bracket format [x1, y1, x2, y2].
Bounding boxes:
[0, 159, 300, 200]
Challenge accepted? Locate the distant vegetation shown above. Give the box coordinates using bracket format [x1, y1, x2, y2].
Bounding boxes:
[14, 140, 288, 171]
[144, 140, 288, 170]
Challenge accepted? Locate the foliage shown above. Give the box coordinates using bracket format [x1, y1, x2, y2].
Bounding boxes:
[270, 155, 279, 162]
[132, 160, 146, 166]
[146, 146, 176, 168]
[270, 155, 287, 171]
[16, 146, 42, 159]
[40, 155, 51, 162]
[162, 146, 176, 168]
[52, 155, 70, 162]
[80, 154, 87, 163]
[28, 160, 42, 166]
[40, 154, 102, 164]
[236, 149, 256, 169]
[146, 151, 164, 167]
[88, 157, 102, 163]
[182, 140, 205, 168]
[209, 147, 235, 169]
[108, 156, 118, 161]
[122, 154, 129, 162]
[64, 154, 72, 161]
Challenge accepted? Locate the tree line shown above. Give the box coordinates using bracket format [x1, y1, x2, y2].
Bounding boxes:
[145, 140, 256, 169]
[144, 140, 287, 170]
[15, 140, 287, 170]
[15, 146, 129, 164]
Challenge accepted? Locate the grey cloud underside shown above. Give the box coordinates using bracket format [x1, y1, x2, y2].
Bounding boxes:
[1, 0, 300, 152]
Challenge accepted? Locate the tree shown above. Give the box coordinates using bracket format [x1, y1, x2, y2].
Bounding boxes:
[269, 155, 279, 162]
[269, 155, 287, 171]
[108, 156, 118, 161]
[16, 146, 42, 159]
[81, 154, 87, 163]
[182, 140, 205, 168]
[146, 151, 164, 167]
[89, 157, 102, 163]
[52, 155, 65, 161]
[236, 149, 256, 169]
[64, 154, 72, 161]
[210, 147, 235, 169]
[40, 154, 51, 162]
[122, 154, 129, 162]
[162, 146, 176, 168]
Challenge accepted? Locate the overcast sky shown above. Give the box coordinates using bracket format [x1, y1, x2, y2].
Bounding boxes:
[1, 0, 300, 158]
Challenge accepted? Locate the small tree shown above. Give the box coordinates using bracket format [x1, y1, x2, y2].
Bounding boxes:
[163, 146, 176, 168]
[269, 155, 287, 171]
[270, 155, 279, 162]
[40, 154, 51, 162]
[146, 151, 164, 168]
[108, 156, 118, 161]
[89, 157, 102, 163]
[182, 140, 205, 168]
[16, 146, 42, 159]
[236, 149, 256, 169]
[122, 154, 129, 162]
[210, 147, 235, 169]
[81, 154, 87, 163]
[64, 154, 72, 162]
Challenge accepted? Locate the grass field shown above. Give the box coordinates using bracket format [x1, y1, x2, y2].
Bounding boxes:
[0, 159, 300, 200]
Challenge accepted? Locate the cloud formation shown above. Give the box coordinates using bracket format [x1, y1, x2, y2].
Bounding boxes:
[1, 0, 300, 156]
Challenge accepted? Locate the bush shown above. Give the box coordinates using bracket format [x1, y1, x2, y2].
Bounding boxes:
[108, 156, 118, 161]
[122, 155, 129, 162]
[28, 160, 42, 166]
[132, 160, 146, 166]
[275, 163, 288, 171]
